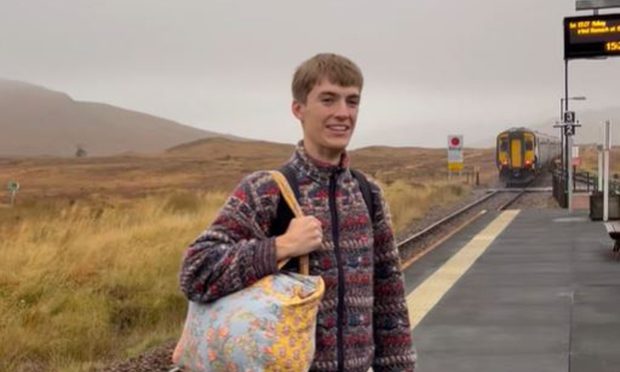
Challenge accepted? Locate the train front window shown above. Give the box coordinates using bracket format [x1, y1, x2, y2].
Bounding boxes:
[500, 139, 508, 151]
[525, 141, 533, 151]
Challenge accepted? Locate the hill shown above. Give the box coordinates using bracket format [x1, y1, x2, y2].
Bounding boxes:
[166, 137, 294, 159]
[0, 138, 496, 204]
[0, 79, 239, 157]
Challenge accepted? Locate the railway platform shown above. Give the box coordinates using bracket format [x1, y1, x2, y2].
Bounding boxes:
[406, 209, 620, 372]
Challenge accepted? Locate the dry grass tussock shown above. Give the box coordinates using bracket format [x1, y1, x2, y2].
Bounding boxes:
[0, 191, 226, 371]
[382, 180, 470, 233]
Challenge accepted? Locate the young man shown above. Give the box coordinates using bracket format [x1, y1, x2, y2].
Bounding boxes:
[180, 53, 416, 371]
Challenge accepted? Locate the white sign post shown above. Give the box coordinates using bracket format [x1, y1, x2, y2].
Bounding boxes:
[572, 145, 580, 159]
[597, 144, 603, 191]
[603, 121, 611, 222]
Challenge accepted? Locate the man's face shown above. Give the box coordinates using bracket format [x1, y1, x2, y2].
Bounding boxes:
[292, 79, 361, 158]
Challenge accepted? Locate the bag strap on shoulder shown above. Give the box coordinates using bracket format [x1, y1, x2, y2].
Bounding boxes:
[269, 166, 299, 238]
[350, 168, 376, 222]
[270, 169, 309, 275]
[280, 164, 300, 200]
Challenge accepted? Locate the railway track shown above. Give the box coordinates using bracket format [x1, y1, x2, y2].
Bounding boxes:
[397, 183, 545, 269]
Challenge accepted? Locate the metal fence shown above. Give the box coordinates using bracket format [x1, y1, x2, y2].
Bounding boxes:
[552, 170, 568, 208]
[552, 169, 620, 208]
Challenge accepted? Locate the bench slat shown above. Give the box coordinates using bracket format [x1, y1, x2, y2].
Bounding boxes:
[604, 222, 620, 233]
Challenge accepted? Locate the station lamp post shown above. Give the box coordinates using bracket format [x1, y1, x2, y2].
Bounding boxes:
[560, 96, 586, 119]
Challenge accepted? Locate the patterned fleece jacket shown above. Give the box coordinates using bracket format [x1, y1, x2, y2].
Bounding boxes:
[180, 144, 416, 371]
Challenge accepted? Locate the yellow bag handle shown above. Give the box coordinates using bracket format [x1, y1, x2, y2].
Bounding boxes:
[270, 170, 310, 276]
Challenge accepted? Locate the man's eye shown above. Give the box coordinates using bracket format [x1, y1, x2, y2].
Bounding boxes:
[347, 100, 359, 107]
[322, 98, 334, 104]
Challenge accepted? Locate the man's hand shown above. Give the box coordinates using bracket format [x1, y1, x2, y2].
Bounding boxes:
[275, 216, 323, 261]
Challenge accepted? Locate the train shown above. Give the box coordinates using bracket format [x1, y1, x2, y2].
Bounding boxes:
[496, 127, 561, 186]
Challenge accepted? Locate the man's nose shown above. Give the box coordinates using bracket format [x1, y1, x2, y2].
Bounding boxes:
[334, 99, 350, 118]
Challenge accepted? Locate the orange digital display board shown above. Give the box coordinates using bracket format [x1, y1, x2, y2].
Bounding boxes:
[564, 13, 620, 59]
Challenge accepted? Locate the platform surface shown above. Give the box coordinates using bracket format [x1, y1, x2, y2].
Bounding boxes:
[406, 209, 620, 372]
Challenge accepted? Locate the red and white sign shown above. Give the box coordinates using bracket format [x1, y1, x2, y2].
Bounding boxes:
[448, 135, 463, 150]
[447, 135, 464, 172]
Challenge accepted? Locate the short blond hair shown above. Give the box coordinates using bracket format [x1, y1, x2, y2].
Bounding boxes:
[292, 53, 363, 103]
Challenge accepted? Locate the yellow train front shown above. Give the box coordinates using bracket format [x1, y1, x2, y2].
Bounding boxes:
[496, 128, 560, 187]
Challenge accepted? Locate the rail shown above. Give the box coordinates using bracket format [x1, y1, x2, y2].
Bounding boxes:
[497, 189, 528, 210]
[396, 190, 498, 248]
[395, 186, 535, 269]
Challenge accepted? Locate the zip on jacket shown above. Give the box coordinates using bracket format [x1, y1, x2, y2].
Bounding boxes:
[329, 171, 345, 372]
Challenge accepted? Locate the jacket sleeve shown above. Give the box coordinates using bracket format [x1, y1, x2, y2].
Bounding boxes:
[179, 171, 280, 303]
[370, 182, 417, 371]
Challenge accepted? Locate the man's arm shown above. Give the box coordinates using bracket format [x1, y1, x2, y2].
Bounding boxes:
[179, 171, 279, 303]
[370, 183, 417, 371]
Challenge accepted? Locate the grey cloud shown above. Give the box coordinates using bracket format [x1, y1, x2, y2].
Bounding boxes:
[1, 0, 618, 147]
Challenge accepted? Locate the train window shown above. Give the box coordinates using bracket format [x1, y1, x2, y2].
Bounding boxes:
[525, 141, 533, 151]
[500, 139, 508, 151]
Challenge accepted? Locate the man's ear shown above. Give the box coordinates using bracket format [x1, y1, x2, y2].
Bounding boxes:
[291, 100, 304, 121]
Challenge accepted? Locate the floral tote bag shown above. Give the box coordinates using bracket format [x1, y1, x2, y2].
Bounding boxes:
[172, 170, 325, 371]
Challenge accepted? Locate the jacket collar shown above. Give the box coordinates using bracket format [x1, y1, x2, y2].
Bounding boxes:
[288, 141, 349, 183]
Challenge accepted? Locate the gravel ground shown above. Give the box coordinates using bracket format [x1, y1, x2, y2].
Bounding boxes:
[92, 341, 177, 372]
[505, 191, 559, 210]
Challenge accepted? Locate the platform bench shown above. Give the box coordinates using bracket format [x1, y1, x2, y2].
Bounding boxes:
[604, 222, 620, 253]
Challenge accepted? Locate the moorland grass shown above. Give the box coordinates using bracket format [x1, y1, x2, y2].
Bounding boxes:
[1, 180, 466, 371]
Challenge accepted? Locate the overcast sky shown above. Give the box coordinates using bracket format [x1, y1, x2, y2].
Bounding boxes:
[2, 0, 619, 148]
